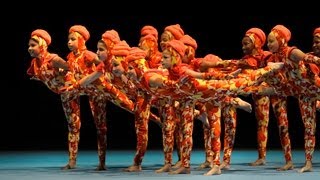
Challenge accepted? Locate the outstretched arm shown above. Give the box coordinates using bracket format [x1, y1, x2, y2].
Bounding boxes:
[52, 56, 69, 71]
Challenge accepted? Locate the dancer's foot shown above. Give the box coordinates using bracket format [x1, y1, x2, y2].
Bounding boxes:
[267, 62, 284, 71]
[169, 167, 190, 174]
[61, 160, 76, 170]
[123, 165, 142, 172]
[250, 62, 284, 84]
[172, 160, 182, 169]
[204, 165, 221, 176]
[277, 161, 294, 171]
[197, 161, 211, 170]
[234, 97, 252, 113]
[95, 163, 106, 171]
[259, 86, 277, 96]
[297, 160, 312, 173]
[227, 68, 242, 79]
[155, 164, 171, 173]
[249, 158, 266, 166]
[197, 113, 209, 128]
[219, 161, 230, 170]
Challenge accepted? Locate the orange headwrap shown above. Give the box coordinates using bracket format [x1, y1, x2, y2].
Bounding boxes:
[111, 40, 130, 57]
[140, 34, 157, 43]
[102, 29, 120, 44]
[204, 54, 222, 63]
[69, 25, 90, 41]
[125, 47, 147, 63]
[271, 24, 291, 43]
[245, 28, 266, 48]
[141, 25, 158, 39]
[164, 24, 184, 40]
[180, 35, 198, 50]
[166, 39, 186, 58]
[31, 29, 51, 45]
[313, 27, 320, 38]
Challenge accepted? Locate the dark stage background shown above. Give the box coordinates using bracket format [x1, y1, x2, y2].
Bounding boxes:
[4, 15, 320, 151]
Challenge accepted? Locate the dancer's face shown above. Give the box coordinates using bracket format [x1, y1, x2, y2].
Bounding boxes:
[28, 39, 41, 58]
[127, 64, 137, 81]
[161, 50, 173, 69]
[312, 35, 320, 57]
[67, 33, 79, 52]
[96, 42, 108, 61]
[267, 33, 279, 53]
[242, 36, 255, 55]
[111, 56, 125, 77]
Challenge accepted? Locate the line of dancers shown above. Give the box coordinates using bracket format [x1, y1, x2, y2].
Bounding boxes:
[27, 24, 320, 175]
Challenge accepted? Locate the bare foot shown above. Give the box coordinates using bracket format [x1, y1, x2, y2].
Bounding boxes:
[277, 161, 294, 171]
[234, 97, 252, 113]
[259, 86, 277, 96]
[228, 68, 242, 79]
[123, 165, 142, 172]
[197, 161, 211, 170]
[197, 113, 209, 128]
[95, 164, 106, 171]
[204, 165, 221, 176]
[220, 161, 230, 170]
[297, 160, 312, 173]
[267, 62, 284, 71]
[172, 160, 182, 169]
[169, 167, 190, 174]
[249, 158, 266, 166]
[155, 164, 171, 173]
[61, 160, 76, 170]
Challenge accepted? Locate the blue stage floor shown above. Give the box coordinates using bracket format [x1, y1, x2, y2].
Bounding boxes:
[0, 149, 319, 180]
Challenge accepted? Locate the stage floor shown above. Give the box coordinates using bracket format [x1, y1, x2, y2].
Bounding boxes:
[0, 149, 319, 180]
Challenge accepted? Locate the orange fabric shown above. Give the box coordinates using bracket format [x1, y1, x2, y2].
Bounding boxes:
[204, 54, 222, 63]
[125, 47, 147, 63]
[102, 29, 120, 44]
[164, 24, 184, 39]
[245, 28, 266, 48]
[95, 62, 105, 73]
[111, 40, 130, 56]
[314, 27, 320, 37]
[31, 29, 52, 45]
[140, 34, 157, 43]
[316, 76, 320, 87]
[272, 25, 291, 42]
[180, 35, 198, 50]
[141, 25, 158, 39]
[309, 63, 319, 75]
[69, 25, 90, 41]
[166, 39, 186, 57]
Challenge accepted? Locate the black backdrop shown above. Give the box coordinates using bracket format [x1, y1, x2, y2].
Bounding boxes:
[4, 15, 320, 151]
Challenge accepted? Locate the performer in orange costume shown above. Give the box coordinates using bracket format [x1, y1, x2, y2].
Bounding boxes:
[124, 39, 283, 174]
[265, 25, 320, 172]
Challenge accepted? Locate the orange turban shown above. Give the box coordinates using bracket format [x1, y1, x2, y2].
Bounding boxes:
[164, 24, 184, 39]
[141, 25, 158, 39]
[125, 47, 147, 63]
[204, 54, 222, 63]
[111, 41, 130, 56]
[166, 39, 186, 57]
[245, 28, 266, 48]
[69, 25, 90, 41]
[140, 34, 157, 42]
[271, 25, 291, 42]
[313, 27, 320, 37]
[180, 35, 198, 50]
[31, 29, 51, 45]
[102, 29, 120, 44]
